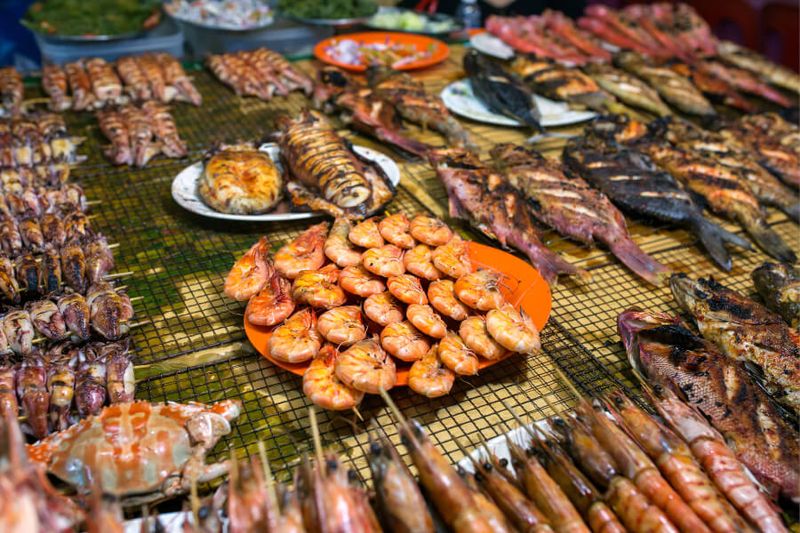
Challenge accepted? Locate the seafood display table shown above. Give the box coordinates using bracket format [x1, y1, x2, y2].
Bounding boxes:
[58, 44, 799, 481]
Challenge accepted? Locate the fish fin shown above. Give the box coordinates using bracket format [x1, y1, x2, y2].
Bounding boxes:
[781, 201, 800, 222]
[606, 236, 671, 286]
[693, 217, 743, 271]
[743, 220, 797, 263]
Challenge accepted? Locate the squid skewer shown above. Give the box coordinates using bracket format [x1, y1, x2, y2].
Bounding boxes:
[41, 65, 70, 111]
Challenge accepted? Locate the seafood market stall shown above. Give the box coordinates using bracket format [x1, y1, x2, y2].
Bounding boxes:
[0, 2, 798, 529]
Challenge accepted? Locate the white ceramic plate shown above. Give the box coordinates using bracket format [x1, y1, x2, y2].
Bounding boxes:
[469, 32, 515, 60]
[441, 79, 596, 128]
[171, 143, 400, 222]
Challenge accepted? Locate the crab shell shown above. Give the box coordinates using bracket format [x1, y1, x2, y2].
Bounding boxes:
[26, 400, 241, 498]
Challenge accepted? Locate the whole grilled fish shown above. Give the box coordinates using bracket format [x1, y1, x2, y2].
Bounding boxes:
[563, 134, 750, 271]
[671, 273, 800, 416]
[463, 50, 542, 130]
[654, 117, 800, 220]
[753, 262, 800, 329]
[491, 143, 670, 286]
[511, 56, 610, 110]
[278, 110, 395, 220]
[618, 308, 800, 503]
[367, 67, 476, 150]
[668, 62, 756, 113]
[698, 60, 792, 108]
[428, 148, 588, 285]
[717, 40, 800, 94]
[583, 63, 672, 117]
[614, 51, 715, 117]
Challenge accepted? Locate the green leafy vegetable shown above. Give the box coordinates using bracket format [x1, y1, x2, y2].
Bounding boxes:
[279, 0, 377, 20]
[24, 0, 161, 37]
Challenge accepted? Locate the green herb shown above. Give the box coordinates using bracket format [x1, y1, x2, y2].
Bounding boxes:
[24, 0, 161, 37]
[279, 0, 377, 20]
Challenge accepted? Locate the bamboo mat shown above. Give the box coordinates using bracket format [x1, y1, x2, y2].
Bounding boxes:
[51, 45, 799, 483]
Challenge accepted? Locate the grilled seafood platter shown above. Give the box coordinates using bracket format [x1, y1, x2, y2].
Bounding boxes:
[198, 143, 283, 215]
[226, 214, 551, 408]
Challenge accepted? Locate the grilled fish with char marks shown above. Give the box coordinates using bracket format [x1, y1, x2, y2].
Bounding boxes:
[563, 133, 750, 271]
[670, 273, 800, 416]
[667, 62, 756, 113]
[512, 56, 609, 110]
[753, 262, 800, 329]
[583, 63, 672, 117]
[491, 143, 670, 286]
[428, 148, 587, 285]
[717, 40, 800, 94]
[618, 308, 800, 504]
[278, 110, 394, 220]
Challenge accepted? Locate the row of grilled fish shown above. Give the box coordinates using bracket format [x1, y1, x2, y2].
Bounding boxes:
[0, 67, 23, 117]
[207, 47, 312, 102]
[97, 101, 187, 167]
[0, 339, 134, 439]
[0, 113, 85, 169]
[43, 53, 202, 112]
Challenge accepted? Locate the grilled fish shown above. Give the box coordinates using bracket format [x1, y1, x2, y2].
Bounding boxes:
[578, 5, 665, 57]
[671, 273, 800, 415]
[753, 262, 800, 328]
[563, 134, 750, 271]
[463, 50, 541, 130]
[583, 63, 672, 117]
[368, 67, 476, 150]
[428, 148, 588, 285]
[698, 60, 792, 108]
[42, 64, 70, 112]
[655, 117, 800, 220]
[511, 56, 609, 109]
[278, 110, 395, 220]
[668, 62, 756, 113]
[619, 308, 799, 504]
[614, 51, 715, 116]
[717, 40, 800, 94]
[491, 143, 670, 285]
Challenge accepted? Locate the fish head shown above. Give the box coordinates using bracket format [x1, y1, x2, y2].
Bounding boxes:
[669, 273, 705, 313]
[617, 308, 688, 381]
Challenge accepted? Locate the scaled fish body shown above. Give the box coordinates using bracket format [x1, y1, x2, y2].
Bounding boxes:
[753, 262, 800, 329]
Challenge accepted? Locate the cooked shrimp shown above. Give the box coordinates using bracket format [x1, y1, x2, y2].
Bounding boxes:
[380, 321, 430, 362]
[607, 391, 749, 533]
[334, 337, 396, 394]
[408, 345, 454, 398]
[349, 217, 384, 248]
[455, 269, 505, 311]
[363, 292, 404, 327]
[245, 274, 295, 326]
[269, 308, 322, 363]
[410, 215, 453, 246]
[362, 245, 405, 278]
[274, 222, 328, 279]
[224, 236, 272, 301]
[303, 344, 364, 411]
[438, 332, 479, 375]
[292, 265, 346, 309]
[387, 274, 427, 305]
[431, 235, 471, 279]
[379, 213, 415, 249]
[459, 316, 507, 360]
[462, 471, 516, 533]
[340, 264, 385, 297]
[317, 306, 366, 346]
[486, 304, 540, 354]
[645, 385, 786, 533]
[407, 304, 447, 339]
[428, 279, 469, 321]
[325, 217, 362, 268]
[404, 244, 442, 281]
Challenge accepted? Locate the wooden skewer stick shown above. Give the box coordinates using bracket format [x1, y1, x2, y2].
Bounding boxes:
[257, 440, 280, 513]
[108, 243, 120, 249]
[85, 200, 102, 207]
[30, 318, 150, 345]
[129, 296, 144, 304]
[102, 271, 134, 280]
[309, 406, 325, 467]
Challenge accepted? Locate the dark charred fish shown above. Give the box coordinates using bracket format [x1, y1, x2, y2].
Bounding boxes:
[490, 143, 670, 286]
[753, 262, 800, 329]
[463, 49, 542, 130]
[563, 133, 751, 271]
[428, 147, 588, 285]
[618, 308, 800, 504]
[670, 273, 800, 416]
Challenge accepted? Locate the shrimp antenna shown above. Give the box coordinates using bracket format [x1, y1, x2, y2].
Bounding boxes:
[502, 399, 539, 443]
[257, 440, 279, 515]
[352, 405, 363, 422]
[453, 436, 483, 472]
[309, 407, 325, 467]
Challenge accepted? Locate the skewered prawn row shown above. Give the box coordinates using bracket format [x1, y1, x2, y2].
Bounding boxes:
[224, 214, 542, 408]
[0, 66, 24, 116]
[0, 114, 86, 169]
[41, 53, 202, 111]
[1, 339, 134, 439]
[207, 47, 313, 101]
[96, 102, 187, 166]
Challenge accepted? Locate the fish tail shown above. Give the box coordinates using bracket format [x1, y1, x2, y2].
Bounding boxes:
[607, 236, 671, 286]
[742, 218, 797, 263]
[374, 127, 432, 158]
[693, 217, 751, 271]
[781, 199, 800, 222]
[506, 232, 590, 286]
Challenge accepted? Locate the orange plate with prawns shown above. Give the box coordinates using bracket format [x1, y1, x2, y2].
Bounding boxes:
[244, 240, 552, 385]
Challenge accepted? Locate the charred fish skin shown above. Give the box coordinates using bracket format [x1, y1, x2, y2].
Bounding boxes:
[463, 50, 542, 131]
[717, 40, 800, 94]
[617, 308, 800, 504]
[512, 55, 610, 110]
[753, 262, 800, 329]
[670, 273, 800, 416]
[583, 63, 672, 117]
[562, 135, 750, 272]
[490, 143, 670, 286]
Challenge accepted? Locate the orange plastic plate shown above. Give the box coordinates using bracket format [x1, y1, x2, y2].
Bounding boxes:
[313, 31, 449, 72]
[244, 241, 552, 386]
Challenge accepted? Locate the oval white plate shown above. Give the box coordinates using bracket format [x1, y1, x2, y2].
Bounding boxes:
[441, 79, 596, 128]
[172, 143, 400, 222]
[470, 32, 515, 60]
